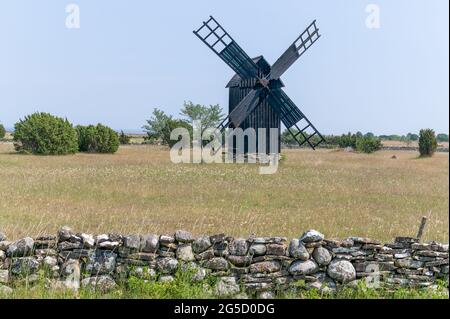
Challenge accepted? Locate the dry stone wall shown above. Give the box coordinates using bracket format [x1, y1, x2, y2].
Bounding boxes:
[0, 228, 448, 297]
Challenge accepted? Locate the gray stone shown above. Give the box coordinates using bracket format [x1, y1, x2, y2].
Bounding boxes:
[11, 257, 40, 276]
[159, 275, 174, 283]
[80, 233, 95, 248]
[228, 255, 252, 267]
[0, 269, 9, 284]
[288, 260, 319, 276]
[43, 256, 58, 268]
[6, 237, 34, 257]
[289, 239, 309, 260]
[0, 232, 6, 242]
[86, 250, 117, 275]
[0, 241, 10, 251]
[160, 235, 176, 245]
[350, 237, 381, 245]
[204, 257, 229, 271]
[156, 257, 179, 274]
[312, 247, 332, 266]
[123, 235, 141, 250]
[140, 234, 159, 253]
[81, 275, 116, 292]
[97, 241, 120, 250]
[300, 230, 324, 243]
[215, 277, 240, 297]
[249, 261, 281, 274]
[57, 226, 74, 242]
[249, 244, 266, 256]
[195, 249, 215, 261]
[175, 230, 194, 243]
[95, 234, 109, 243]
[61, 259, 81, 278]
[176, 244, 195, 262]
[257, 291, 274, 299]
[327, 259, 356, 283]
[192, 236, 212, 254]
[0, 250, 5, 261]
[229, 238, 248, 256]
[394, 258, 424, 269]
[266, 243, 287, 256]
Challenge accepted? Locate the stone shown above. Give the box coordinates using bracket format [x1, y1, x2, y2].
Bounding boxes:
[43, 256, 58, 268]
[394, 258, 424, 269]
[81, 275, 116, 293]
[195, 249, 215, 261]
[266, 244, 287, 256]
[160, 235, 175, 245]
[175, 230, 194, 243]
[57, 241, 83, 251]
[0, 285, 13, 295]
[300, 230, 324, 243]
[327, 259, 356, 283]
[210, 234, 226, 244]
[340, 238, 354, 247]
[353, 261, 396, 272]
[6, 237, 34, 257]
[204, 257, 229, 271]
[123, 235, 141, 250]
[140, 234, 159, 253]
[176, 244, 195, 262]
[215, 277, 240, 297]
[425, 259, 449, 267]
[86, 250, 117, 275]
[249, 244, 266, 256]
[289, 239, 309, 260]
[57, 226, 74, 242]
[156, 257, 178, 274]
[249, 261, 281, 274]
[0, 250, 5, 261]
[98, 241, 120, 250]
[0, 269, 9, 284]
[60, 259, 81, 279]
[312, 247, 332, 266]
[350, 237, 381, 245]
[0, 232, 6, 242]
[394, 253, 411, 259]
[415, 250, 448, 258]
[288, 260, 319, 276]
[228, 255, 252, 267]
[11, 257, 40, 276]
[80, 233, 95, 248]
[159, 275, 174, 283]
[229, 238, 248, 256]
[96, 234, 109, 243]
[192, 236, 212, 254]
[258, 291, 274, 299]
[0, 241, 11, 251]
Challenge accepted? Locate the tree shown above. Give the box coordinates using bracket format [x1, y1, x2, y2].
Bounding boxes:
[355, 136, 382, 153]
[76, 124, 119, 153]
[143, 108, 191, 147]
[0, 123, 5, 139]
[436, 133, 449, 142]
[13, 112, 78, 155]
[406, 133, 419, 141]
[119, 130, 131, 145]
[419, 129, 437, 157]
[180, 101, 224, 132]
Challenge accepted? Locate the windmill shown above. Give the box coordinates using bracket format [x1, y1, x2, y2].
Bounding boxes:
[194, 16, 325, 154]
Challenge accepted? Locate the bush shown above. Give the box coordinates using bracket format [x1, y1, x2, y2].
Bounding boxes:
[119, 131, 131, 145]
[0, 123, 5, 139]
[436, 133, 449, 142]
[338, 133, 358, 149]
[13, 112, 78, 155]
[355, 136, 382, 153]
[419, 129, 437, 157]
[76, 124, 119, 153]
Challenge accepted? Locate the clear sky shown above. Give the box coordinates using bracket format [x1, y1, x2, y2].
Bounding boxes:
[0, 0, 448, 135]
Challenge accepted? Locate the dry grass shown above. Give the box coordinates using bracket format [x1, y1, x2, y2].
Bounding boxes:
[0, 142, 448, 242]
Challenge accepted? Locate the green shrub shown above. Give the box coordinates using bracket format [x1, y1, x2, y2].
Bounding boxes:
[419, 129, 437, 157]
[338, 133, 358, 149]
[0, 123, 5, 138]
[13, 112, 78, 155]
[436, 133, 449, 142]
[76, 124, 119, 153]
[355, 136, 382, 153]
[119, 130, 131, 145]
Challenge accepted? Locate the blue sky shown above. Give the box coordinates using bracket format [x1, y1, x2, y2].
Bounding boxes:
[0, 0, 448, 135]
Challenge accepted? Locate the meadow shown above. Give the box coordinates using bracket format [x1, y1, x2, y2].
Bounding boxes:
[0, 141, 448, 242]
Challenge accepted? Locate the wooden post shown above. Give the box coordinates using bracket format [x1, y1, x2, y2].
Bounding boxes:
[416, 216, 428, 241]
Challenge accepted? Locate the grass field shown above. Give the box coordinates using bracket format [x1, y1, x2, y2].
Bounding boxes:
[0, 142, 448, 242]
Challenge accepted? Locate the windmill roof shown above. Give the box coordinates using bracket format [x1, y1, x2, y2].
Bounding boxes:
[226, 56, 283, 88]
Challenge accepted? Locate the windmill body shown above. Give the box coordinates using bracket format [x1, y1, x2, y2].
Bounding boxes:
[194, 16, 325, 154]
